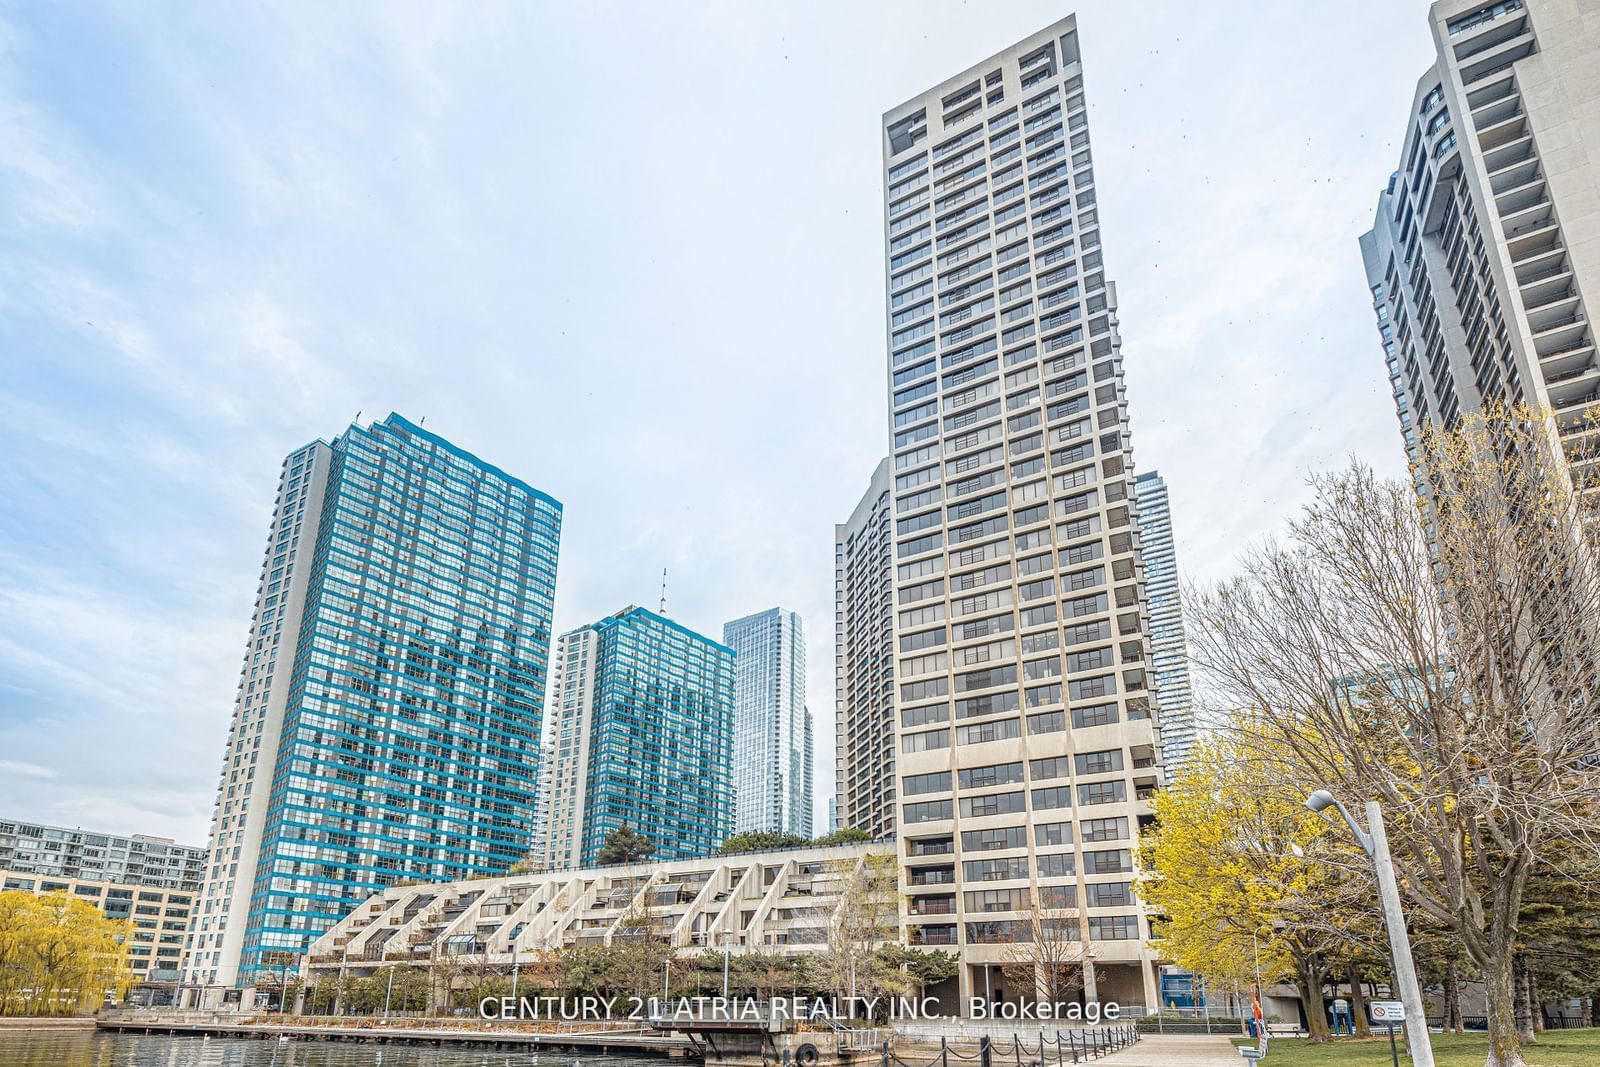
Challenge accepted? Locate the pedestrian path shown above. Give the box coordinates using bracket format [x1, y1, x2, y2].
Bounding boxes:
[1097, 1033, 1241, 1065]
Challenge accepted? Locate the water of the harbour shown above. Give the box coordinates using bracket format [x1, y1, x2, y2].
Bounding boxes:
[0, 1031, 668, 1067]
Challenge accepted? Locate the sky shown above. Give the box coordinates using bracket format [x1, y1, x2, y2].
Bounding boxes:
[0, 1, 1429, 847]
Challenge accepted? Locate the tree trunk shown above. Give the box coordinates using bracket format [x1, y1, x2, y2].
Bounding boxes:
[1580, 995, 1594, 1029]
[1528, 968, 1544, 1034]
[1295, 959, 1330, 1043]
[1484, 951, 1529, 1067]
[1445, 959, 1463, 1033]
[1349, 964, 1370, 1038]
[1514, 955, 1536, 1044]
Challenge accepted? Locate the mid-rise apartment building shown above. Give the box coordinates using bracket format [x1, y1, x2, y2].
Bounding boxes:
[879, 16, 1162, 1008]
[1360, 0, 1598, 470]
[2, 869, 195, 994]
[725, 608, 813, 838]
[182, 414, 561, 1004]
[539, 606, 736, 869]
[1132, 472, 1195, 779]
[834, 458, 896, 840]
[0, 818, 204, 891]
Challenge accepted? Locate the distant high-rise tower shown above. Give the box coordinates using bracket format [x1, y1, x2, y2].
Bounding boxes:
[834, 458, 896, 840]
[1133, 472, 1195, 779]
[1361, 0, 1598, 475]
[881, 16, 1162, 1008]
[540, 606, 735, 868]
[183, 414, 561, 1003]
[725, 608, 812, 838]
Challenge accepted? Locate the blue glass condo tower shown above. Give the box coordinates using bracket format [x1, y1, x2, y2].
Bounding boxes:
[539, 606, 735, 869]
[183, 414, 560, 1000]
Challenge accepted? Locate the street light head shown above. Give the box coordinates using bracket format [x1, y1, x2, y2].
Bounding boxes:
[1306, 789, 1336, 813]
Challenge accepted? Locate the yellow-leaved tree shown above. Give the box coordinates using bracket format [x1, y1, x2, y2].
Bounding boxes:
[0, 890, 133, 1016]
[1138, 728, 1363, 1042]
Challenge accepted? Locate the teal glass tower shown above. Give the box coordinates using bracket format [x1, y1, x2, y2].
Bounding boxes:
[183, 414, 560, 1000]
[539, 606, 735, 869]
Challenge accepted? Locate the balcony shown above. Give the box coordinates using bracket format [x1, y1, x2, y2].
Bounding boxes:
[1494, 176, 1546, 217]
[1476, 110, 1526, 151]
[1540, 337, 1599, 383]
[1516, 258, 1571, 292]
[909, 927, 958, 947]
[1484, 133, 1535, 177]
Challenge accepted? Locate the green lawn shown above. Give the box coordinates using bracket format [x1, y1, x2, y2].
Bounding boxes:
[1230, 1029, 1600, 1066]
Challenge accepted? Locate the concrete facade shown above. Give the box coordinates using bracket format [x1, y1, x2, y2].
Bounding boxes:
[880, 16, 1161, 1012]
[1361, 0, 1600, 470]
[303, 842, 888, 981]
[834, 458, 897, 840]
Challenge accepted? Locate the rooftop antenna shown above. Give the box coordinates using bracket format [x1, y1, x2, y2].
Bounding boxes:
[354, 409, 362, 422]
[659, 567, 668, 615]
[420, 415, 427, 425]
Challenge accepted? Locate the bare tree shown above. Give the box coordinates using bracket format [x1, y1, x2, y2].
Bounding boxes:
[1000, 893, 1086, 1009]
[1186, 405, 1600, 1067]
[822, 853, 902, 1007]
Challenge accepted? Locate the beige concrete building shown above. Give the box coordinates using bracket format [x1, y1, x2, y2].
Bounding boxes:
[1361, 0, 1600, 467]
[834, 458, 897, 841]
[878, 16, 1161, 1011]
[2, 868, 195, 995]
[303, 842, 891, 985]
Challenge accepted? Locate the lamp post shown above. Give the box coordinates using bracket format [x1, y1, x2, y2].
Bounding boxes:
[1307, 790, 1434, 1067]
[510, 943, 520, 1005]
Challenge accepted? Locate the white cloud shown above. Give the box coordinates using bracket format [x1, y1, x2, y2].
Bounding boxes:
[0, 0, 1440, 839]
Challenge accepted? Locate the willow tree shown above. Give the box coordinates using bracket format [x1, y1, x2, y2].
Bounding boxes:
[0, 891, 132, 1016]
[1187, 405, 1600, 1067]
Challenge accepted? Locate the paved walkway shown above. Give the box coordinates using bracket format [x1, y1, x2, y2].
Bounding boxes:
[1097, 1033, 1241, 1065]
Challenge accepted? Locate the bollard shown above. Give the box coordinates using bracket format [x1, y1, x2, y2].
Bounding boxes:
[882, 1039, 890, 1067]
[941, 1036, 949, 1067]
[980, 1034, 992, 1067]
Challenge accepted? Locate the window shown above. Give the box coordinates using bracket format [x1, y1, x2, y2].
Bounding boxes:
[903, 800, 953, 824]
[954, 762, 1022, 790]
[1031, 785, 1072, 810]
[956, 717, 1022, 745]
[966, 888, 1029, 913]
[963, 857, 1029, 881]
[1028, 710, 1066, 734]
[1072, 702, 1119, 729]
[902, 771, 952, 796]
[1089, 915, 1139, 940]
[1078, 780, 1126, 806]
[901, 704, 948, 728]
[1069, 675, 1115, 700]
[1035, 821, 1073, 846]
[960, 791, 1026, 818]
[1084, 848, 1133, 874]
[1085, 882, 1134, 908]
[1081, 816, 1129, 843]
[953, 687, 1017, 723]
[1037, 853, 1076, 877]
[1029, 755, 1070, 781]
[1074, 749, 1124, 775]
[903, 729, 949, 754]
[962, 826, 1028, 851]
